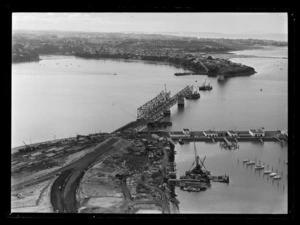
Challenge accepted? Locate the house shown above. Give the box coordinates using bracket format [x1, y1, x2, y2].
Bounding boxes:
[203, 130, 218, 137]
[281, 129, 288, 137]
[249, 128, 265, 137]
[182, 128, 190, 136]
[227, 130, 238, 137]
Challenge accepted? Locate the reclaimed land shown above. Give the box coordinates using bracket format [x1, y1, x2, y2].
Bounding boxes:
[12, 31, 286, 78]
[12, 129, 180, 213]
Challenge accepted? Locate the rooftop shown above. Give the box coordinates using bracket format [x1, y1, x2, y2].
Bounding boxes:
[249, 129, 264, 133]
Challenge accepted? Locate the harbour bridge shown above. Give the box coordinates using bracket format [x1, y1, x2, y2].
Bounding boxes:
[137, 85, 194, 122]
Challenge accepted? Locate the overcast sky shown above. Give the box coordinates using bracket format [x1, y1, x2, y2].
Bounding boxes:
[12, 13, 288, 35]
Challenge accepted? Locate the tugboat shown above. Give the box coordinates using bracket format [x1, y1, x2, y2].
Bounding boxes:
[185, 90, 200, 99]
[199, 79, 213, 91]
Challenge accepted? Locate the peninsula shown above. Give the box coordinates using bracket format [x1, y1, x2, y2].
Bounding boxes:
[12, 30, 287, 77]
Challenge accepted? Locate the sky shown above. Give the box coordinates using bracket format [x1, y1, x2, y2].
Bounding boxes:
[12, 13, 288, 35]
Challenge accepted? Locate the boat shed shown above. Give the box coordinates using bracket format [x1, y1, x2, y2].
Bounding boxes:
[182, 128, 191, 135]
[227, 130, 238, 137]
[203, 130, 218, 137]
[281, 129, 288, 137]
[249, 129, 265, 137]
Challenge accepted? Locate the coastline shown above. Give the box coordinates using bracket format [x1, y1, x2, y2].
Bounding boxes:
[13, 52, 257, 78]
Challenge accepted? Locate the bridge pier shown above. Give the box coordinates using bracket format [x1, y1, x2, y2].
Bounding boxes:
[163, 109, 171, 116]
[177, 96, 185, 107]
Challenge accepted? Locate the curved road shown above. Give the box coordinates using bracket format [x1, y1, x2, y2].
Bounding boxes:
[50, 137, 121, 213]
[13, 137, 124, 213]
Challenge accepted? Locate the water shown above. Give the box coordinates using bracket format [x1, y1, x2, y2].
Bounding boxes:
[175, 142, 288, 213]
[172, 47, 288, 213]
[12, 47, 287, 213]
[12, 56, 193, 147]
[169, 47, 287, 131]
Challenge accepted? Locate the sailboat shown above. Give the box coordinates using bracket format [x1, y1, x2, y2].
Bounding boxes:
[263, 165, 272, 174]
[270, 169, 278, 177]
[255, 160, 265, 170]
[273, 171, 283, 180]
[246, 160, 255, 165]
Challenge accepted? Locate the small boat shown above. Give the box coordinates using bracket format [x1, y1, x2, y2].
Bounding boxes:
[211, 175, 229, 183]
[199, 79, 213, 91]
[178, 139, 184, 145]
[269, 172, 277, 177]
[113, 73, 117, 75]
[217, 75, 225, 82]
[255, 165, 265, 170]
[185, 91, 200, 99]
[246, 161, 255, 165]
[263, 170, 272, 174]
[242, 159, 250, 163]
[273, 175, 282, 180]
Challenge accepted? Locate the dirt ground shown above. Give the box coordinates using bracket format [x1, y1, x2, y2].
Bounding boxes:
[11, 178, 55, 213]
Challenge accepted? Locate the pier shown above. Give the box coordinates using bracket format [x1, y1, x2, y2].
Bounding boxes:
[139, 129, 287, 143]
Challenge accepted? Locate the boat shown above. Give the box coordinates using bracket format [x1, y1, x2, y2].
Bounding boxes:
[246, 161, 255, 165]
[199, 79, 213, 91]
[217, 75, 225, 81]
[263, 170, 272, 174]
[273, 175, 282, 180]
[185, 91, 200, 99]
[113, 73, 117, 75]
[174, 72, 194, 76]
[178, 139, 184, 145]
[242, 159, 250, 163]
[211, 175, 229, 183]
[255, 165, 265, 170]
[269, 172, 277, 177]
[180, 186, 201, 192]
[255, 161, 265, 169]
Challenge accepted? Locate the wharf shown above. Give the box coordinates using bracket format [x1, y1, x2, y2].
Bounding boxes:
[138, 130, 288, 143]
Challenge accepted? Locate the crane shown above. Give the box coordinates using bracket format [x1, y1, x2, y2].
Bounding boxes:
[23, 141, 32, 151]
[189, 140, 208, 172]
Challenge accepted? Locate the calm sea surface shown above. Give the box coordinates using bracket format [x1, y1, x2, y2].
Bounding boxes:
[12, 47, 288, 213]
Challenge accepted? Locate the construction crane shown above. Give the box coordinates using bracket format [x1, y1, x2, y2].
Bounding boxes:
[23, 141, 32, 151]
[189, 140, 208, 172]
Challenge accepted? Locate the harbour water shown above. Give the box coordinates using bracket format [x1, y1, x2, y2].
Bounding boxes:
[175, 142, 288, 213]
[12, 47, 287, 148]
[12, 47, 288, 213]
[172, 47, 288, 214]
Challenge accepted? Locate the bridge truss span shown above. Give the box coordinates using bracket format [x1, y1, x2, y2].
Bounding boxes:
[137, 91, 171, 120]
[137, 85, 193, 121]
